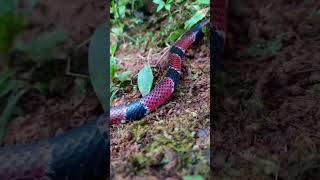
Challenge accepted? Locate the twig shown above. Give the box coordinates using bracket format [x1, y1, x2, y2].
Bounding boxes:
[65, 57, 89, 78]
[290, 68, 320, 76]
[65, 36, 92, 79]
[155, 46, 171, 66]
[66, 71, 89, 78]
[154, 46, 170, 57]
[75, 37, 91, 50]
[123, 33, 137, 43]
[299, 80, 320, 87]
[147, 48, 153, 64]
[137, 54, 146, 60]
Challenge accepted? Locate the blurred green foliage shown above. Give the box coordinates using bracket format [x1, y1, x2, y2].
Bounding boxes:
[0, 0, 26, 55]
[0, 0, 67, 142]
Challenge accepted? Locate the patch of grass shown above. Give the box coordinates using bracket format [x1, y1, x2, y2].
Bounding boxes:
[131, 120, 148, 141]
[124, 104, 210, 178]
[147, 0, 209, 47]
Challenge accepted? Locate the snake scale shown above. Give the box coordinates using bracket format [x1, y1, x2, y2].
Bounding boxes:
[0, 0, 227, 179]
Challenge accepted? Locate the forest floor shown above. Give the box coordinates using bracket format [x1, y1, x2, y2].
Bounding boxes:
[110, 24, 210, 179]
[214, 0, 320, 179]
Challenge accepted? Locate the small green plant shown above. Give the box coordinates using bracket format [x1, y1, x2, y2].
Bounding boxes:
[124, 109, 210, 178]
[109, 43, 132, 103]
[183, 175, 205, 180]
[153, 0, 173, 13]
[110, 0, 143, 44]
[109, 0, 144, 102]
[151, 0, 209, 45]
[184, 1, 209, 29]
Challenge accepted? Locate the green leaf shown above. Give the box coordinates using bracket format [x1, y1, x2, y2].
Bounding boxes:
[110, 43, 117, 57]
[164, 3, 171, 11]
[183, 175, 204, 180]
[188, 4, 201, 11]
[0, 88, 28, 143]
[165, 29, 184, 44]
[195, 0, 210, 5]
[138, 65, 153, 96]
[0, 79, 16, 98]
[110, 88, 118, 105]
[118, 5, 126, 18]
[184, 7, 209, 30]
[153, 0, 165, 12]
[88, 23, 108, 111]
[153, 0, 164, 6]
[110, 57, 117, 80]
[111, 25, 124, 35]
[156, 4, 164, 12]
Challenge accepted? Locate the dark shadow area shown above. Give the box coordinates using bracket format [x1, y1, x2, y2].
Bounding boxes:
[213, 0, 320, 179]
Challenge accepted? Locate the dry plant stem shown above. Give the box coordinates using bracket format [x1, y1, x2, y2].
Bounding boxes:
[65, 37, 92, 78]
[147, 48, 152, 64]
[137, 54, 146, 61]
[65, 57, 89, 78]
[254, 59, 279, 100]
[75, 38, 91, 50]
[155, 46, 170, 66]
[290, 68, 320, 76]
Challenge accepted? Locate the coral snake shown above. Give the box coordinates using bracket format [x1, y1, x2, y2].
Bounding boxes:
[0, 0, 227, 178]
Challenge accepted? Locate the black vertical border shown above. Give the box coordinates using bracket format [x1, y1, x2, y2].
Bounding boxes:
[210, 1, 215, 176]
[106, 0, 111, 179]
[210, 0, 228, 178]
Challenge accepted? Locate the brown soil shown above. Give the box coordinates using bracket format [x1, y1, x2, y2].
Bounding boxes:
[213, 0, 320, 179]
[2, 0, 106, 145]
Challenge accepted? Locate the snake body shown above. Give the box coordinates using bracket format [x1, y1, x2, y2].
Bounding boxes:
[0, 0, 228, 178]
[0, 117, 108, 179]
[110, 19, 210, 125]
